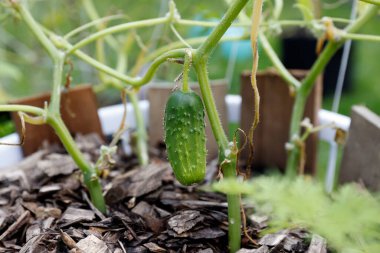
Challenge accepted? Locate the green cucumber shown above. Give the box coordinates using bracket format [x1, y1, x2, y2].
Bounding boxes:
[164, 89, 206, 185]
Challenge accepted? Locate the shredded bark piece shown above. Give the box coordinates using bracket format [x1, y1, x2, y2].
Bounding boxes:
[0, 210, 30, 241]
[307, 234, 327, 253]
[76, 234, 110, 253]
[168, 210, 204, 234]
[258, 230, 287, 247]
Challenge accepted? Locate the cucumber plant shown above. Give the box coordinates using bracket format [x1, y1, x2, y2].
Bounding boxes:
[1, 0, 380, 252]
[1, 1, 255, 251]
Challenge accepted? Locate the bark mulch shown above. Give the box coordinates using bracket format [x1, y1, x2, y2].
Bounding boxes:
[0, 134, 327, 253]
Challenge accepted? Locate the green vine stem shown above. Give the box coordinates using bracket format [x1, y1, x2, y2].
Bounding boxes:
[141, 34, 248, 68]
[285, 4, 380, 176]
[0, 105, 44, 116]
[196, 0, 249, 59]
[128, 91, 149, 166]
[193, 58, 229, 153]
[80, 0, 149, 167]
[67, 17, 169, 54]
[340, 32, 380, 43]
[194, 58, 241, 253]
[81, 0, 119, 50]
[12, 0, 107, 212]
[50, 33, 186, 88]
[259, 33, 301, 90]
[64, 15, 350, 37]
[63, 14, 127, 40]
[182, 50, 192, 92]
[49, 52, 65, 114]
[48, 116, 106, 212]
[360, 0, 380, 6]
[222, 152, 241, 253]
[192, 0, 250, 251]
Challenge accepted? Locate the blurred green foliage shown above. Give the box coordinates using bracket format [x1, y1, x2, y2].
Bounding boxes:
[0, 112, 14, 137]
[213, 176, 380, 253]
[0, 0, 230, 99]
[1, 1, 378, 111]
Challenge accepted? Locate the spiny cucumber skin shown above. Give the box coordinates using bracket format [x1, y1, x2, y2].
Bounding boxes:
[164, 90, 206, 186]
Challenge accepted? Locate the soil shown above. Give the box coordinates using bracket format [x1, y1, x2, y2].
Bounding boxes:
[0, 134, 326, 253]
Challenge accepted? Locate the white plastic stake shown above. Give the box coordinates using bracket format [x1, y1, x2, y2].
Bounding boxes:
[325, 0, 357, 193]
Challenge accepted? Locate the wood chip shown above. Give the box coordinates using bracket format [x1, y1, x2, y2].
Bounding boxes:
[81, 190, 106, 220]
[283, 234, 303, 251]
[307, 234, 327, 253]
[39, 184, 62, 194]
[114, 248, 123, 253]
[76, 234, 110, 253]
[0, 197, 8, 206]
[153, 205, 171, 218]
[105, 162, 170, 203]
[237, 246, 269, 253]
[35, 206, 62, 219]
[37, 153, 77, 177]
[0, 210, 30, 241]
[0, 210, 7, 229]
[75, 133, 104, 154]
[60, 229, 79, 250]
[42, 217, 55, 229]
[169, 227, 225, 239]
[197, 249, 214, 253]
[11, 149, 47, 173]
[258, 231, 287, 247]
[0, 133, 325, 252]
[237, 249, 255, 253]
[19, 234, 44, 253]
[256, 246, 270, 253]
[132, 201, 163, 233]
[126, 246, 148, 253]
[249, 215, 268, 229]
[61, 207, 95, 222]
[143, 242, 166, 252]
[180, 200, 228, 208]
[236, 245, 269, 253]
[15, 150, 48, 187]
[26, 224, 41, 242]
[168, 210, 204, 234]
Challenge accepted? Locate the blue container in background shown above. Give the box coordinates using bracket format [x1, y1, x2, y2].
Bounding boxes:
[189, 18, 251, 60]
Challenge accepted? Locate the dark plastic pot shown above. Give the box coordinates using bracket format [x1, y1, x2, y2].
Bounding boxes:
[282, 28, 354, 95]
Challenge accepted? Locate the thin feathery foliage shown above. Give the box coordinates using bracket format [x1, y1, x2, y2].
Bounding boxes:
[213, 176, 380, 253]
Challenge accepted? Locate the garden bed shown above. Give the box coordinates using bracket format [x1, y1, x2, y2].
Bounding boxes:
[0, 134, 324, 253]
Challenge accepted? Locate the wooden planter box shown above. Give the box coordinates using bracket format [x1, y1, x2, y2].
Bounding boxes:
[240, 69, 322, 174]
[147, 80, 228, 161]
[10, 85, 103, 156]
